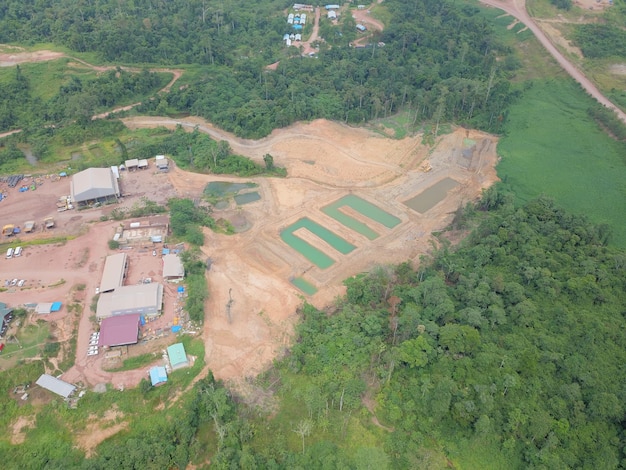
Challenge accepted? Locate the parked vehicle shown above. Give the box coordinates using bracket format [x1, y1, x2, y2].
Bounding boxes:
[6, 248, 13, 259]
[10, 279, 17, 286]
[17, 279, 25, 287]
[14, 246, 22, 257]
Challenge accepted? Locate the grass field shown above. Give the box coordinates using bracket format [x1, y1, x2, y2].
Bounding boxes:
[497, 79, 626, 248]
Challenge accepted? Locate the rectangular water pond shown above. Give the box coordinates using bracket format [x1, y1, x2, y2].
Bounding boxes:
[291, 277, 318, 295]
[234, 192, 261, 205]
[280, 217, 356, 269]
[322, 195, 401, 240]
[204, 181, 257, 197]
[403, 178, 459, 213]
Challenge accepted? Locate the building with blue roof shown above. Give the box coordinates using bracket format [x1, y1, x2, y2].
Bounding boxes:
[149, 366, 168, 386]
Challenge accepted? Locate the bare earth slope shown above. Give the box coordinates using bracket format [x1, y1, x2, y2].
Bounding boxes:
[1, 118, 499, 391]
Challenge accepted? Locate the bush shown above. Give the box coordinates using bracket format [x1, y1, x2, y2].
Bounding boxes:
[43, 342, 60, 357]
[108, 239, 120, 250]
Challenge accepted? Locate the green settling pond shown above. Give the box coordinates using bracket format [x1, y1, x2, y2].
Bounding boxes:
[234, 192, 261, 205]
[403, 178, 459, 213]
[281, 217, 356, 269]
[291, 277, 318, 295]
[322, 194, 401, 240]
[204, 181, 257, 197]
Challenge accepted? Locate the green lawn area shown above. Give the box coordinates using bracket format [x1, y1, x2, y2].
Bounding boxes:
[497, 79, 626, 248]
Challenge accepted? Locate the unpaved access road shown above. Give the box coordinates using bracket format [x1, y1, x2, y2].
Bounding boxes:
[480, 0, 626, 123]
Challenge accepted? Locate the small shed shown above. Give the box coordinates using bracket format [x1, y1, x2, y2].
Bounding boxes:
[0, 302, 13, 328]
[295, 33, 302, 41]
[138, 159, 148, 170]
[35, 303, 54, 315]
[149, 366, 168, 386]
[167, 343, 189, 370]
[328, 10, 337, 19]
[125, 159, 139, 171]
[356, 24, 367, 32]
[163, 253, 185, 282]
[155, 156, 169, 171]
[36, 374, 76, 398]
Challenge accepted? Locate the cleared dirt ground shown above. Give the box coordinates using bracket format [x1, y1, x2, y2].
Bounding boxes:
[1, 118, 499, 392]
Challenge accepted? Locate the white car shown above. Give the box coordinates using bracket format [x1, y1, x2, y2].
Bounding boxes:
[89, 340, 99, 346]
[17, 279, 25, 287]
[10, 279, 17, 287]
[95, 287, 100, 295]
[87, 350, 98, 356]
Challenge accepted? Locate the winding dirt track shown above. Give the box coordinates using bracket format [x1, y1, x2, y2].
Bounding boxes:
[480, 0, 626, 123]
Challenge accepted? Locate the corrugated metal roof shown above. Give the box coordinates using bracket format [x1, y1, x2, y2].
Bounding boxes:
[100, 253, 127, 293]
[35, 303, 54, 314]
[99, 314, 141, 347]
[96, 283, 163, 319]
[36, 374, 76, 398]
[150, 366, 168, 386]
[71, 168, 120, 203]
[163, 254, 184, 279]
[167, 343, 188, 369]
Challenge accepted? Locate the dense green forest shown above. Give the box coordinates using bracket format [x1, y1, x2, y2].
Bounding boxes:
[157, 0, 520, 137]
[2, 193, 625, 468]
[0, 0, 519, 138]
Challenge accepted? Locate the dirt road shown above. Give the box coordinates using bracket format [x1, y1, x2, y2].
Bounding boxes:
[301, 7, 322, 55]
[480, 0, 626, 123]
[0, 47, 183, 121]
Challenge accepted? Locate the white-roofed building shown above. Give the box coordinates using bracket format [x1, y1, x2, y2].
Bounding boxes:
[36, 374, 76, 398]
[99, 253, 128, 293]
[96, 283, 164, 320]
[125, 158, 139, 171]
[70, 168, 120, 206]
[163, 254, 185, 282]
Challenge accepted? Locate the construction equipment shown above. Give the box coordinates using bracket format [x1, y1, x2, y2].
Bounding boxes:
[23, 221, 35, 233]
[2, 224, 15, 237]
[44, 217, 55, 229]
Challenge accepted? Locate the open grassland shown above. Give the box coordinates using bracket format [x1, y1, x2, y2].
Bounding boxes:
[0, 58, 97, 101]
[497, 79, 626, 247]
[476, 5, 563, 82]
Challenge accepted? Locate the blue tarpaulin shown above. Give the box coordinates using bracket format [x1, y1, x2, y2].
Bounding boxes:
[177, 286, 185, 293]
[162, 248, 170, 255]
[50, 302, 62, 312]
[140, 315, 146, 326]
[172, 325, 182, 333]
